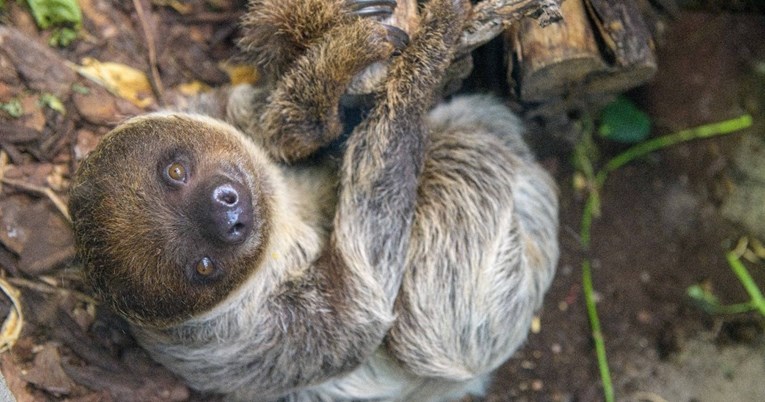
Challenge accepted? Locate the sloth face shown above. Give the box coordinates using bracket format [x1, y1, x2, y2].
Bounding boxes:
[69, 114, 272, 327]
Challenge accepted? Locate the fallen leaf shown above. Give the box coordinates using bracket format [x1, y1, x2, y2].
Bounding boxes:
[0, 196, 74, 275]
[39, 92, 66, 115]
[20, 343, 75, 396]
[26, 0, 82, 30]
[74, 57, 155, 108]
[174, 80, 210, 97]
[0, 98, 23, 118]
[0, 26, 77, 96]
[72, 85, 120, 125]
[26, 0, 83, 46]
[219, 62, 260, 85]
[73, 129, 101, 161]
[0, 354, 36, 402]
[0, 276, 23, 353]
[153, 0, 193, 15]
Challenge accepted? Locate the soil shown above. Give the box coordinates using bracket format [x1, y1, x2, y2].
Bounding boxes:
[0, 2, 763, 402]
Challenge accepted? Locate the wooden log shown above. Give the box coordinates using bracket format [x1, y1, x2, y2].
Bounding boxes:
[510, 0, 657, 120]
[583, 0, 657, 94]
[512, 0, 607, 102]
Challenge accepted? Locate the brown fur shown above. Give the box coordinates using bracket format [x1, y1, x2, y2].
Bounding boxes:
[236, 0, 407, 162]
[69, 116, 273, 326]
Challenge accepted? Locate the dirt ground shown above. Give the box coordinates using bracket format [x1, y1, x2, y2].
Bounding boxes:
[0, 1, 763, 401]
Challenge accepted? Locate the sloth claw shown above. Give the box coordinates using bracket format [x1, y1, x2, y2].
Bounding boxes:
[348, 0, 397, 18]
[383, 24, 410, 54]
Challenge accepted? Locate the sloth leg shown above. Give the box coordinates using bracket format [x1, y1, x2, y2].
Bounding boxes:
[386, 96, 559, 388]
[258, 21, 408, 162]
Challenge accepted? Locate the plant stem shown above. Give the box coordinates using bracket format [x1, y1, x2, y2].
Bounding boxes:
[582, 258, 614, 402]
[578, 113, 753, 402]
[599, 114, 753, 184]
[714, 301, 756, 315]
[726, 251, 765, 316]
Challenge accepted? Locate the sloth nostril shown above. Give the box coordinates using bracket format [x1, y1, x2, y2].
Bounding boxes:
[214, 185, 239, 206]
[231, 222, 245, 233]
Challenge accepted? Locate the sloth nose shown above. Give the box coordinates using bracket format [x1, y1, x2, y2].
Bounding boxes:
[199, 178, 253, 245]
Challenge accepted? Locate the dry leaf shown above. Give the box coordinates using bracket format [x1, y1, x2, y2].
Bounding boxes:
[74, 57, 155, 108]
[219, 62, 261, 85]
[175, 80, 211, 97]
[0, 276, 23, 353]
[152, 0, 194, 15]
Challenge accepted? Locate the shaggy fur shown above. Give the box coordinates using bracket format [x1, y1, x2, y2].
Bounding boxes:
[68, 0, 559, 400]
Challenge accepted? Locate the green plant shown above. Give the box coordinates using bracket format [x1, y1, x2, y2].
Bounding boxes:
[0, 99, 23, 118]
[574, 98, 753, 402]
[688, 238, 765, 317]
[25, 0, 82, 46]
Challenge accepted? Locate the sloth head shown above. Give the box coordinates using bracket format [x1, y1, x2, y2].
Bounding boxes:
[69, 114, 273, 327]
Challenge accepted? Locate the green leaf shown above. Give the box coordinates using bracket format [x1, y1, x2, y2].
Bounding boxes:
[0, 99, 24, 118]
[687, 284, 721, 314]
[39, 93, 66, 115]
[49, 26, 78, 46]
[25, 0, 82, 45]
[598, 97, 651, 144]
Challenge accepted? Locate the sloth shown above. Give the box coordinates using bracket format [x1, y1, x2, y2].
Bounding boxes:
[68, 0, 559, 400]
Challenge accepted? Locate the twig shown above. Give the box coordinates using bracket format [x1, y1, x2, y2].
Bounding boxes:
[133, 0, 165, 105]
[1, 178, 71, 224]
[459, 0, 563, 55]
[0, 150, 8, 194]
[7, 277, 98, 306]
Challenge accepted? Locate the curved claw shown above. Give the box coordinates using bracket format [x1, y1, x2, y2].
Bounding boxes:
[348, 0, 398, 18]
[383, 24, 410, 55]
[355, 6, 394, 18]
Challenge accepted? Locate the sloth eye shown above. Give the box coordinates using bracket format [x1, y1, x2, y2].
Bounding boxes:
[195, 257, 215, 277]
[165, 161, 187, 184]
[185, 256, 222, 285]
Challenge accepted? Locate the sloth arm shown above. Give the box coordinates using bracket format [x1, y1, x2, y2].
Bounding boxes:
[246, 0, 466, 395]
[220, 0, 406, 163]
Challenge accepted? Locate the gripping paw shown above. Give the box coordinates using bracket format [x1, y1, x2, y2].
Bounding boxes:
[347, 0, 398, 18]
